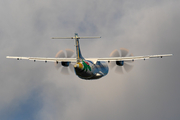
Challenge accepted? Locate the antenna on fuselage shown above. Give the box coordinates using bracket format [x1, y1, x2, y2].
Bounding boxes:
[52, 33, 101, 63]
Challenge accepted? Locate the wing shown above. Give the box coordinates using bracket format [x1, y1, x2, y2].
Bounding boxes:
[6, 54, 172, 63]
[86, 54, 173, 63]
[6, 56, 77, 62]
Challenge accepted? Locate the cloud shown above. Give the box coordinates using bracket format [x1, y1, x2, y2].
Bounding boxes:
[0, 0, 180, 120]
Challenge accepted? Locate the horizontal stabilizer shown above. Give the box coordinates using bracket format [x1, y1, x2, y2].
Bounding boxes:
[78, 36, 101, 39]
[52, 37, 74, 39]
[52, 36, 101, 39]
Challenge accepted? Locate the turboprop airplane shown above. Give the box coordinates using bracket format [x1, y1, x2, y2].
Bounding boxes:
[6, 33, 172, 80]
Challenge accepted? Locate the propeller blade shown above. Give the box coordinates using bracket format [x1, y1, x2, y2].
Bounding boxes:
[55, 50, 65, 69]
[69, 64, 74, 73]
[129, 53, 133, 56]
[110, 49, 120, 69]
[66, 49, 74, 58]
[110, 49, 120, 57]
[55, 62, 62, 69]
[61, 67, 69, 75]
[55, 50, 65, 58]
[115, 66, 123, 74]
[120, 48, 129, 57]
[124, 63, 133, 72]
[109, 61, 116, 69]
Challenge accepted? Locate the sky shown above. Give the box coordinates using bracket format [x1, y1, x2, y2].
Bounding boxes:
[1, 0, 180, 120]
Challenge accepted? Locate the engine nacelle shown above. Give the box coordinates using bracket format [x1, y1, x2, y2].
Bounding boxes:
[61, 62, 70, 67]
[116, 61, 124, 66]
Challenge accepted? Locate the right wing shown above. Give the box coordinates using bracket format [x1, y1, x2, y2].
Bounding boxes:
[86, 54, 173, 63]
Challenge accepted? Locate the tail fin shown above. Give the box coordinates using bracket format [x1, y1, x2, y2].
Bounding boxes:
[52, 33, 101, 63]
[74, 33, 84, 62]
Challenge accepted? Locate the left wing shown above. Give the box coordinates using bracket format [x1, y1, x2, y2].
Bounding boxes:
[86, 54, 173, 63]
[6, 56, 77, 62]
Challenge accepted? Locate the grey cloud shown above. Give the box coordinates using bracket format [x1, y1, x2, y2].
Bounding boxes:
[1, 0, 180, 120]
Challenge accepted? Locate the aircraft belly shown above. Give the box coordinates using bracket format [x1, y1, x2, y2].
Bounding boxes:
[74, 67, 93, 79]
[74, 61, 109, 80]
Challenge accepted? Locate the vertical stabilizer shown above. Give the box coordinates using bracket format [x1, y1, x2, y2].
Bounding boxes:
[74, 33, 84, 62]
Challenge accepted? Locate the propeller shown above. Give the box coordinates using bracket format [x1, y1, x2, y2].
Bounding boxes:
[109, 48, 133, 74]
[55, 49, 75, 75]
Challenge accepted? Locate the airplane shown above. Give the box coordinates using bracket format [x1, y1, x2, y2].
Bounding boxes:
[6, 33, 172, 80]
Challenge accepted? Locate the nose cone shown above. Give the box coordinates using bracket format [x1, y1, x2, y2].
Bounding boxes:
[74, 62, 83, 70]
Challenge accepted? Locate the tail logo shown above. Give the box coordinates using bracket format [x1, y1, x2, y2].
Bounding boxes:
[82, 61, 91, 71]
